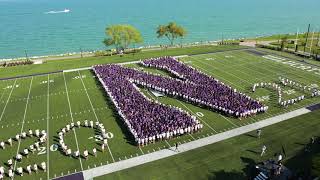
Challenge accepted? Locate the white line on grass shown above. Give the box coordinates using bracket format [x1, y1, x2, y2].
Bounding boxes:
[218, 114, 239, 127]
[47, 74, 50, 180]
[0, 82, 8, 103]
[138, 146, 144, 155]
[63, 72, 84, 171]
[82, 106, 312, 179]
[13, 77, 33, 172]
[177, 101, 218, 133]
[78, 71, 115, 163]
[0, 79, 17, 122]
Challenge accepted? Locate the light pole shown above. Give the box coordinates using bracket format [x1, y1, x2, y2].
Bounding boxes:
[24, 50, 29, 61]
[304, 24, 310, 53]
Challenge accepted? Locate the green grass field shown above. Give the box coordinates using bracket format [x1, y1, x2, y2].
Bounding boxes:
[0, 47, 319, 180]
[98, 109, 320, 180]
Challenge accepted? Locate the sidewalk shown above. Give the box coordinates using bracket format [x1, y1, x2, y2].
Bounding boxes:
[81, 106, 314, 180]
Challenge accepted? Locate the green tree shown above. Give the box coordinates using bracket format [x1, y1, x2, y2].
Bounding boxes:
[103, 24, 143, 53]
[156, 22, 186, 46]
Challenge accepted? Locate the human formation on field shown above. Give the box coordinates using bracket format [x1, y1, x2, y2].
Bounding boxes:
[252, 77, 320, 107]
[58, 120, 108, 159]
[93, 57, 267, 145]
[0, 55, 318, 179]
[0, 129, 47, 178]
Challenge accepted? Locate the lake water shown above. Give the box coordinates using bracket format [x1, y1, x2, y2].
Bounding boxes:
[0, 0, 319, 58]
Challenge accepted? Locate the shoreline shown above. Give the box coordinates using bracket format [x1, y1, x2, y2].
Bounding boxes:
[0, 31, 307, 62]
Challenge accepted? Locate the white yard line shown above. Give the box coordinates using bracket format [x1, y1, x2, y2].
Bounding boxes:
[0, 79, 17, 122]
[82, 106, 312, 180]
[47, 74, 50, 180]
[77, 71, 115, 163]
[62, 72, 84, 171]
[13, 77, 33, 171]
[218, 114, 239, 127]
[0, 82, 8, 102]
[177, 101, 218, 133]
[138, 147, 144, 155]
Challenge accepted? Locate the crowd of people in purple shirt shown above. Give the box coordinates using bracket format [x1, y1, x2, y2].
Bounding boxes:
[93, 56, 266, 145]
[93, 64, 203, 146]
[141, 57, 267, 117]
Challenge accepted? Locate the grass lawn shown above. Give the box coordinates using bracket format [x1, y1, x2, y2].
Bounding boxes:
[98, 109, 320, 180]
[0, 45, 246, 79]
[0, 46, 319, 179]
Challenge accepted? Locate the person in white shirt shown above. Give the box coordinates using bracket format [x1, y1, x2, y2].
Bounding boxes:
[66, 124, 70, 132]
[92, 148, 97, 157]
[8, 169, 14, 178]
[16, 153, 22, 162]
[0, 173, 3, 180]
[8, 138, 12, 146]
[103, 139, 108, 145]
[71, 122, 75, 128]
[35, 142, 40, 150]
[90, 121, 94, 128]
[8, 159, 13, 168]
[0, 142, 4, 149]
[17, 167, 23, 176]
[278, 154, 283, 163]
[21, 132, 27, 139]
[23, 148, 29, 158]
[261, 145, 267, 156]
[35, 129, 40, 137]
[15, 134, 20, 141]
[28, 129, 33, 136]
[26, 165, 32, 174]
[33, 164, 38, 173]
[74, 150, 80, 158]
[41, 162, 46, 172]
[66, 149, 72, 156]
[29, 144, 35, 153]
[0, 166, 4, 174]
[101, 144, 105, 152]
[84, 120, 88, 127]
[83, 150, 89, 159]
[76, 121, 81, 127]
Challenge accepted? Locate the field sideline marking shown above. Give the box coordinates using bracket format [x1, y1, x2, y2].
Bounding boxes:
[78, 71, 115, 163]
[82, 106, 312, 180]
[63, 72, 84, 171]
[177, 101, 218, 133]
[0, 79, 17, 122]
[0, 81, 9, 103]
[13, 77, 33, 172]
[47, 74, 50, 180]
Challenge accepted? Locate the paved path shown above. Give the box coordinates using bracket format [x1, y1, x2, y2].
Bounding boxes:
[81, 106, 315, 180]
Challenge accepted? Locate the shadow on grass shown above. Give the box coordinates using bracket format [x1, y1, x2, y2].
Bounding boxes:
[208, 156, 257, 180]
[285, 141, 320, 180]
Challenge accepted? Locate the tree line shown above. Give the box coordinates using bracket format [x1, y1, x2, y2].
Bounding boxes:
[103, 22, 186, 53]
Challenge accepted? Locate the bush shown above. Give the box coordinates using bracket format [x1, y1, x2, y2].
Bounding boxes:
[2, 60, 33, 67]
[124, 48, 142, 54]
[218, 41, 240, 45]
[255, 44, 282, 51]
[94, 50, 114, 57]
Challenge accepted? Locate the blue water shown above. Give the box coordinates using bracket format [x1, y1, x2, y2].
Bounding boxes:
[0, 0, 319, 59]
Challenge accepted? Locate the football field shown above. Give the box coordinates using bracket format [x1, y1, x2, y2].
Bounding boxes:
[0, 48, 319, 179]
